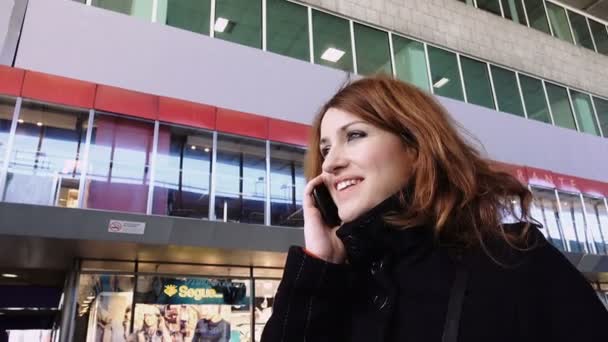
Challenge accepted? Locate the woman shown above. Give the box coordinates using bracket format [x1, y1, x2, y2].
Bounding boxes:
[261, 76, 608, 342]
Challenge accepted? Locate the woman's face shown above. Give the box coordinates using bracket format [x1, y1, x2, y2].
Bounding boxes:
[319, 108, 414, 223]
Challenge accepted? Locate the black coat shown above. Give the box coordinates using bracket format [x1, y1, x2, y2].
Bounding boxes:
[261, 197, 608, 342]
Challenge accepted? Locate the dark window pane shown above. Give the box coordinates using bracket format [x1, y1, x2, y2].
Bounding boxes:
[589, 20, 608, 55]
[559, 192, 589, 253]
[570, 90, 600, 136]
[593, 96, 608, 138]
[354, 23, 392, 76]
[85, 114, 154, 214]
[4, 101, 87, 207]
[567, 11, 594, 50]
[502, 0, 526, 25]
[161, 0, 211, 36]
[427, 46, 463, 101]
[545, 83, 577, 130]
[392, 35, 430, 90]
[215, 134, 266, 224]
[153, 124, 213, 218]
[92, 0, 152, 19]
[518, 74, 551, 124]
[270, 143, 305, 227]
[460, 57, 495, 109]
[267, 0, 309, 62]
[524, 0, 550, 34]
[490, 66, 525, 117]
[546, 2, 574, 43]
[312, 10, 353, 72]
[477, 0, 502, 16]
[531, 187, 566, 252]
[215, 0, 262, 49]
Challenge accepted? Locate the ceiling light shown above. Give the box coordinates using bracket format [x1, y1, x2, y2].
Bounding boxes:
[17, 119, 24, 124]
[263, 282, 273, 290]
[1, 273, 17, 278]
[3, 307, 25, 311]
[204, 147, 210, 153]
[433, 77, 450, 89]
[86, 296, 95, 300]
[191, 145, 196, 150]
[36, 122, 43, 127]
[320, 48, 345, 63]
[214, 17, 229, 33]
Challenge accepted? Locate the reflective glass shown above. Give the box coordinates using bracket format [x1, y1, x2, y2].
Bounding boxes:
[530, 188, 565, 251]
[312, 10, 353, 72]
[490, 66, 525, 117]
[523, 0, 551, 34]
[254, 279, 280, 340]
[545, 83, 577, 130]
[267, 0, 309, 62]
[353, 23, 392, 76]
[589, 20, 608, 55]
[477, 0, 502, 16]
[4, 101, 87, 207]
[152, 124, 213, 218]
[84, 113, 154, 214]
[215, 134, 266, 224]
[546, 2, 574, 43]
[159, 0, 211, 36]
[460, 56, 495, 109]
[427, 46, 464, 100]
[392, 36, 430, 91]
[582, 197, 608, 255]
[559, 192, 589, 253]
[501, 0, 526, 25]
[0, 98, 15, 169]
[593, 96, 608, 137]
[567, 11, 595, 50]
[91, 0, 152, 20]
[72, 274, 134, 341]
[270, 143, 305, 227]
[518, 74, 552, 124]
[215, 0, 262, 49]
[569, 90, 600, 136]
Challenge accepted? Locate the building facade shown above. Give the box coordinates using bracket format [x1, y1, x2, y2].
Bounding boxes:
[0, 0, 607, 340]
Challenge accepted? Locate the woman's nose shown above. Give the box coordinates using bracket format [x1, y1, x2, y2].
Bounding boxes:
[322, 146, 348, 174]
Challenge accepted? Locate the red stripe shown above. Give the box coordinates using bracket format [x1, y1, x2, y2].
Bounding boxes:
[22, 71, 96, 108]
[94, 85, 158, 120]
[216, 107, 269, 140]
[158, 96, 216, 130]
[0, 65, 25, 97]
[268, 118, 309, 147]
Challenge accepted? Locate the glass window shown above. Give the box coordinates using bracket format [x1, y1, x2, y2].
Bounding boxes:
[312, 10, 353, 72]
[270, 143, 305, 227]
[215, 134, 266, 224]
[84, 113, 154, 214]
[593, 96, 608, 137]
[427, 46, 464, 101]
[72, 274, 134, 341]
[267, 0, 309, 62]
[567, 11, 595, 50]
[523, 0, 551, 34]
[501, 0, 526, 25]
[254, 279, 280, 340]
[559, 192, 589, 253]
[546, 2, 574, 43]
[214, 0, 262, 49]
[353, 23, 392, 76]
[134, 275, 250, 340]
[518, 74, 552, 124]
[582, 197, 608, 255]
[569, 90, 600, 136]
[460, 56, 495, 109]
[3, 101, 87, 207]
[476, 0, 502, 16]
[392, 36, 430, 91]
[545, 83, 577, 130]
[490, 66, 525, 117]
[589, 20, 608, 55]
[152, 124, 213, 219]
[91, 0, 153, 20]
[158, 0, 211, 36]
[0, 97, 15, 168]
[530, 187, 565, 251]
[457, 0, 475, 4]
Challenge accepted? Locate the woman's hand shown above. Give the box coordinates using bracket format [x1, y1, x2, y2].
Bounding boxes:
[302, 174, 346, 264]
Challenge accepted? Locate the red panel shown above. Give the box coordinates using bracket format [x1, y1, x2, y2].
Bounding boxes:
[22, 71, 96, 108]
[550, 171, 582, 193]
[525, 166, 556, 189]
[95, 85, 158, 120]
[216, 107, 269, 140]
[268, 118, 310, 147]
[489, 161, 529, 184]
[158, 97, 216, 130]
[0, 65, 25, 96]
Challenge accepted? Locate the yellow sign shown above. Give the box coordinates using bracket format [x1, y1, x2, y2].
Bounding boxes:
[163, 284, 222, 301]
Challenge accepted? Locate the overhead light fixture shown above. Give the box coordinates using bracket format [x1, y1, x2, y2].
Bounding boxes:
[36, 122, 43, 127]
[321, 48, 345, 63]
[17, 119, 24, 124]
[433, 77, 450, 89]
[191, 145, 197, 150]
[86, 296, 95, 300]
[204, 147, 210, 153]
[1, 273, 17, 278]
[214, 17, 229, 33]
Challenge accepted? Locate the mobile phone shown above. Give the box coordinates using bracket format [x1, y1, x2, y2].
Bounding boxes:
[312, 184, 341, 227]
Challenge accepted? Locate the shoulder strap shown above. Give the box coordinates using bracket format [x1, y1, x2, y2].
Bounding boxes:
[441, 266, 468, 342]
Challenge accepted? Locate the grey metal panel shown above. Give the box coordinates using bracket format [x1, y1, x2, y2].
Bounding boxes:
[0, 0, 27, 66]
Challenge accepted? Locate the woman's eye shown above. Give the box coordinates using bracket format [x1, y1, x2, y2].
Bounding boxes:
[347, 131, 366, 141]
[320, 147, 330, 158]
